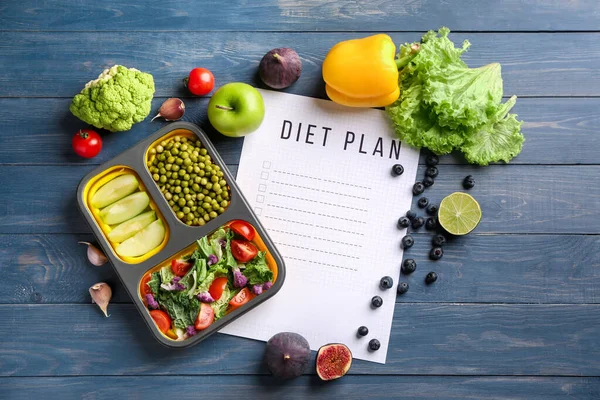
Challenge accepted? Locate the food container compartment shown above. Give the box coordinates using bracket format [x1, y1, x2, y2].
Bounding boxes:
[138, 219, 281, 345]
[81, 166, 170, 264]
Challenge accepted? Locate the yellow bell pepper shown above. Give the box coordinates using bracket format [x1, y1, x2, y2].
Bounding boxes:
[322, 34, 400, 108]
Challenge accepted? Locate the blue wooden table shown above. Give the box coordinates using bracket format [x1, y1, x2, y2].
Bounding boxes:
[1, 1, 600, 398]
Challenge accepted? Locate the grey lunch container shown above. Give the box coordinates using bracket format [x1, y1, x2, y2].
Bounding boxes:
[76, 121, 286, 348]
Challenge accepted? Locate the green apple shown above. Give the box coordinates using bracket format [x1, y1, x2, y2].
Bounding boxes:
[208, 82, 265, 137]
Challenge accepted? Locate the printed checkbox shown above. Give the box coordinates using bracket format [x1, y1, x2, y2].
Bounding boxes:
[262, 161, 272, 169]
[254, 207, 262, 216]
[258, 184, 267, 192]
[256, 195, 265, 203]
[260, 171, 269, 180]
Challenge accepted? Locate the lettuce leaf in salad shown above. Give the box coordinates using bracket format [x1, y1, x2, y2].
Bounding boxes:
[157, 290, 200, 329]
[159, 265, 175, 285]
[211, 286, 240, 321]
[148, 271, 161, 295]
[243, 251, 273, 285]
[196, 236, 214, 258]
[194, 265, 229, 296]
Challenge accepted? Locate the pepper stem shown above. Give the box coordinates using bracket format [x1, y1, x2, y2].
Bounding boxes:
[394, 43, 421, 70]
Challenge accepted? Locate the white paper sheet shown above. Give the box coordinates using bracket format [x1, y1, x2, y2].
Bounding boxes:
[221, 90, 420, 363]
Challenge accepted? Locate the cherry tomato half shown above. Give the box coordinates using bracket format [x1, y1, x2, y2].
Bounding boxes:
[150, 310, 172, 333]
[195, 303, 215, 331]
[231, 239, 258, 263]
[208, 277, 229, 301]
[185, 68, 215, 96]
[72, 129, 102, 158]
[229, 287, 253, 308]
[229, 220, 256, 241]
[171, 259, 192, 277]
[140, 273, 153, 297]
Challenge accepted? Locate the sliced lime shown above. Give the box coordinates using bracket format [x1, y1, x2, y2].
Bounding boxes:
[438, 192, 482, 236]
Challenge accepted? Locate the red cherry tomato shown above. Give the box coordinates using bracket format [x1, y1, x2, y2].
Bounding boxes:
[229, 287, 253, 308]
[229, 220, 256, 241]
[72, 129, 102, 158]
[208, 277, 229, 301]
[195, 303, 215, 330]
[150, 310, 172, 333]
[140, 273, 153, 297]
[185, 68, 215, 96]
[171, 259, 192, 277]
[231, 240, 258, 263]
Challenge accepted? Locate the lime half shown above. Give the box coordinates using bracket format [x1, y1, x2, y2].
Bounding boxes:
[438, 192, 482, 236]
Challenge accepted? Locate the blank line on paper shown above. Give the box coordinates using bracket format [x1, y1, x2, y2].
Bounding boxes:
[269, 192, 368, 212]
[274, 242, 360, 259]
[271, 181, 370, 200]
[273, 169, 372, 190]
[286, 256, 358, 272]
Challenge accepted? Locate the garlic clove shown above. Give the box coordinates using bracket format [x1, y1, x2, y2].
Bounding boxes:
[151, 98, 185, 122]
[89, 282, 112, 317]
[79, 241, 108, 266]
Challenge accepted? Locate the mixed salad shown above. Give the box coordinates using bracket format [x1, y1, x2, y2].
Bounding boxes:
[140, 220, 274, 340]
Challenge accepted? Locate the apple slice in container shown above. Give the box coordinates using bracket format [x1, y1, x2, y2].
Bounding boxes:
[115, 219, 165, 258]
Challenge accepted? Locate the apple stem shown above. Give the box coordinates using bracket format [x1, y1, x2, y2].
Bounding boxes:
[215, 105, 234, 111]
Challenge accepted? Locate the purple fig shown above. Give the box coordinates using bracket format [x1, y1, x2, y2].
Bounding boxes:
[316, 343, 352, 381]
[259, 48, 302, 89]
[264, 332, 310, 379]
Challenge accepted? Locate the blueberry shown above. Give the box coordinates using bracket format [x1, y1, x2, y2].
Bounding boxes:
[406, 210, 417, 220]
[412, 182, 425, 195]
[397, 216, 411, 229]
[391, 164, 404, 176]
[425, 272, 438, 284]
[425, 166, 439, 178]
[426, 204, 438, 216]
[411, 216, 425, 229]
[463, 175, 475, 189]
[397, 282, 409, 295]
[429, 247, 444, 260]
[401, 235, 414, 249]
[425, 154, 439, 167]
[357, 326, 369, 337]
[401, 259, 417, 274]
[371, 295, 383, 308]
[417, 197, 429, 208]
[422, 176, 435, 187]
[425, 217, 437, 230]
[432, 234, 447, 247]
[369, 339, 381, 351]
[380, 276, 394, 290]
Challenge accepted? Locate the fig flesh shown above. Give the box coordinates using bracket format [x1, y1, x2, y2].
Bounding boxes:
[259, 48, 302, 89]
[264, 332, 311, 379]
[316, 343, 352, 381]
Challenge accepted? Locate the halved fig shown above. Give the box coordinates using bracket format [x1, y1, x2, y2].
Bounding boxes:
[264, 332, 310, 379]
[315, 343, 352, 381]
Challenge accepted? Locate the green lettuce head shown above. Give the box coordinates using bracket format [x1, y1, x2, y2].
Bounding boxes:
[70, 65, 155, 132]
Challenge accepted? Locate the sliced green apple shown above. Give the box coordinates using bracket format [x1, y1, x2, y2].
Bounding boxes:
[115, 219, 165, 258]
[107, 210, 156, 243]
[99, 191, 150, 225]
[91, 174, 139, 209]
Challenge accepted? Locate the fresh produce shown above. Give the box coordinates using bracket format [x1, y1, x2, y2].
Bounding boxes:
[438, 192, 482, 235]
[406, 210, 417, 220]
[371, 295, 383, 308]
[368, 339, 380, 351]
[78, 241, 107, 266]
[385, 28, 524, 165]
[229, 220, 256, 241]
[426, 167, 439, 178]
[412, 182, 425, 195]
[91, 173, 139, 209]
[151, 98, 185, 122]
[208, 82, 265, 137]
[397, 282, 409, 295]
[115, 219, 165, 258]
[417, 197, 429, 208]
[425, 217, 437, 230]
[322, 34, 400, 107]
[432, 235, 446, 247]
[259, 48, 302, 89]
[425, 272, 438, 284]
[397, 216, 410, 229]
[429, 247, 443, 260]
[401, 259, 416, 275]
[357, 326, 369, 337]
[391, 164, 404, 176]
[89, 282, 112, 317]
[426, 155, 439, 166]
[264, 332, 311, 379]
[70, 65, 155, 132]
[107, 210, 156, 243]
[72, 129, 102, 158]
[150, 310, 172, 333]
[411, 216, 424, 229]
[231, 239, 258, 263]
[146, 134, 231, 226]
[463, 175, 475, 189]
[316, 344, 353, 381]
[422, 176, 434, 188]
[401, 235, 414, 249]
[379, 276, 393, 289]
[426, 204, 438, 216]
[140, 222, 274, 340]
[99, 191, 150, 225]
[185, 68, 215, 96]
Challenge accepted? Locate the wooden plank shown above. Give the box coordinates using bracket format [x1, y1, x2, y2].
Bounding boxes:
[1, 303, 598, 376]
[2, 0, 600, 32]
[2, 97, 599, 166]
[1, 376, 598, 400]
[3, 233, 599, 305]
[0, 32, 599, 98]
[1, 165, 598, 234]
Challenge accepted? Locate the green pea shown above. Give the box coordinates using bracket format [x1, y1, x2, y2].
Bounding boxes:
[200, 148, 207, 156]
[204, 196, 212, 203]
[181, 137, 188, 143]
[202, 202, 211, 210]
[211, 175, 219, 183]
[190, 155, 198, 163]
[153, 173, 159, 181]
[202, 189, 209, 195]
[208, 211, 217, 219]
[215, 188, 222, 195]
[198, 219, 206, 226]
[203, 214, 210, 221]
[160, 175, 167, 183]
[186, 213, 194, 221]
[173, 195, 179, 202]
[218, 207, 225, 214]
[159, 168, 166, 175]
[166, 142, 174, 150]
[165, 164, 172, 171]
[168, 200, 175, 206]
[181, 152, 189, 159]
[217, 171, 224, 178]
[213, 183, 221, 191]
[172, 164, 180, 172]
[197, 193, 205, 201]
[192, 183, 200, 192]
[175, 158, 183, 166]
[172, 148, 179, 155]
[187, 200, 194, 207]
[173, 205, 180, 212]
[181, 181, 189, 188]
[205, 182, 213, 190]
[199, 170, 206, 177]
[220, 200, 228, 208]
[186, 166, 193, 173]
[185, 194, 192, 201]
[182, 206, 190, 214]
[165, 192, 173, 200]
[219, 179, 227, 187]
[158, 154, 166, 161]
[175, 187, 182, 194]
[174, 136, 181, 143]
[222, 190, 229, 199]
[180, 144, 188, 151]
[176, 198, 184, 207]
[185, 220, 192, 226]
[167, 156, 175, 163]
[156, 145, 164, 153]
[199, 178, 207, 186]
[177, 211, 184, 219]
[150, 148, 156, 155]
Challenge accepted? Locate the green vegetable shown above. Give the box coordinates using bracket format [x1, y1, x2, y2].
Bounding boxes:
[70, 65, 155, 132]
[160, 265, 175, 285]
[148, 272, 161, 295]
[243, 252, 273, 285]
[386, 27, 524, 165]
[211, 286, 240, 321]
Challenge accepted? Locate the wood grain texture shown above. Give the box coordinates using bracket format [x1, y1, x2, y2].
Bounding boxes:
[1, 376, 598, 400]
[1, 165, 598, 234]
[1, 304, 599, 376]
[2, 0, 600, 32]
[1, 32, 599, 98]
[2, 97, 599, 166]
[3, 233, 599, 305]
